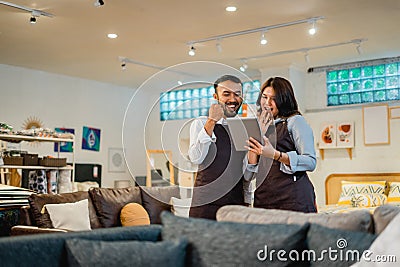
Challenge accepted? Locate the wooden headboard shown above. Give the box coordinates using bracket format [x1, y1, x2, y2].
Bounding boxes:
[325, 173, 400, 205]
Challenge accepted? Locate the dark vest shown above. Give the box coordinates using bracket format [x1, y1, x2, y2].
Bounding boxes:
[190, 124, 245, 220]
[254, 119, 316, 213]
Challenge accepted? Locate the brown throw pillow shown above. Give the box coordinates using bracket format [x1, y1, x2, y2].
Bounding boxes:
[88, 187, 142, 228]
[28, 191, 101, 229]
[120, 203, 150, 226]
[140, 186, 180, 224]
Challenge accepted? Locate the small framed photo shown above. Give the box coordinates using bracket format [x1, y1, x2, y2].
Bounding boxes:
[108, 148, 126, 173]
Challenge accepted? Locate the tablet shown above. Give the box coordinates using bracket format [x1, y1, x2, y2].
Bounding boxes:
[226, 117, 263, 151]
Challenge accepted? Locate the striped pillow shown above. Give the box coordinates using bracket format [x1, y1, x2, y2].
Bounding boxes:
[387, 182, 400, 203]
[337, 181, 386, 205]
[351, 193, 387, 207]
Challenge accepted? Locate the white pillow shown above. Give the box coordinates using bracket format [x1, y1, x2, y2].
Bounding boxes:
[351, 211, 400, 266]
[44, 199, 91, 231]
[170, 197, 191, 218]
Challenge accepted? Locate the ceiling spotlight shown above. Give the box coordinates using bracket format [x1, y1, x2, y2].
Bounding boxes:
[356, 43, 363, 55]
[94, 0, 104, 7]
[177, 81, 183, 86]
[30, 16, 36, 24]
[216, 41, 222, 53]
[107, 33, 118, 39]
[121, 62, 127, 71]
[188, 46, 196, 56]
[308, 20, 316, 35]
[304, 51, 310, 63]
[225, 6, 237, 12]
[260, 32, 268, 45]
[239, 60, 248, 72]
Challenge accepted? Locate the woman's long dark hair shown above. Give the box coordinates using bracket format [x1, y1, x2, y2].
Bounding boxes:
[256, 77, 301, 118]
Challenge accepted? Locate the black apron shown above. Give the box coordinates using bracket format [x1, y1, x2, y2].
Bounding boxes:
[254, 118, 317, 213]
[189, 124, 245, 220]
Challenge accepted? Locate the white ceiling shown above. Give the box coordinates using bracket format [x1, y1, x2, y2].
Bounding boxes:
[1, 0, 399, 89]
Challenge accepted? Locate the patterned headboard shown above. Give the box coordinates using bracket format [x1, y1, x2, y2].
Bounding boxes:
[325, 173, 400, 204]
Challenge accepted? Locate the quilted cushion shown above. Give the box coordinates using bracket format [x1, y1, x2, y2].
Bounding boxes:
[28, 191, 101, 229]
[88, 187, 142, 228]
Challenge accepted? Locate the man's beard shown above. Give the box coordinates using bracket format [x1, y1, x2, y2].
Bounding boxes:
[222, 101, 242, 117]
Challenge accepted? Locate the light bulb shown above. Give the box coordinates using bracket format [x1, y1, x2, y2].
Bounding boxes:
[308, 21, 316, 35]
[260, 33, 267, 45]
[225, 6, 237, 12]
[188, 46, 196, 56]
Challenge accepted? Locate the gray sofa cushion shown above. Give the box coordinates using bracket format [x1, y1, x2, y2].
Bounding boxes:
[65, 238, 187, 267]
[0, 225, 162, 267]
[28, 191, 101, 229]
[140, 186, 180, 224]
[217, 205, 373, 233]
[89, 187, 142, 228]
[161, 211, 310, 267]
[372, 204, 400, 234]
[307, 223, 377, 267]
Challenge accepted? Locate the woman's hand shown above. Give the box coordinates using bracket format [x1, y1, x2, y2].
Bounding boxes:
[257, 108, 273, 136]
[246, 136, 276, 159]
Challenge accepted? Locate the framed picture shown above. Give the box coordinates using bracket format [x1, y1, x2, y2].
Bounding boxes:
[362, 104, 390, 145]
[54, 128, 75, 152]
[108, 148, 125, 173]
[82, 126, 101, 151]
[390, 106, 400, 119]
[318, 122, 336, 148]
[336, 122, 354, 148]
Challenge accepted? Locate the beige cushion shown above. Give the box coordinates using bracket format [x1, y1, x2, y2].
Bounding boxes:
[373, 204, 400, 234]
[44, 199, 91, 231]
[120, 203, 150, 226]
[216, 205, 373, 233]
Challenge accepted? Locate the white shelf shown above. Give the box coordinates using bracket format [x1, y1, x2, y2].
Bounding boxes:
[0, 133, 76, 186]
[0, 134, 74, 143]
[0, 165, 73, 170]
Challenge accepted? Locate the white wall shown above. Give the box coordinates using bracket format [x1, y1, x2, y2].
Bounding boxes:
[0, 64, 146, 188]
[305, 71, 400, 205]
[2, 63, 399, 204]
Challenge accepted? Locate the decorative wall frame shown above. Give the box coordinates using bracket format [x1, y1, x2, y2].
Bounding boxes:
[318, 122, 337, 148]
[390, 106, 400, 119]
[108, 148, 125, 173]
[362, 104, 390, 145]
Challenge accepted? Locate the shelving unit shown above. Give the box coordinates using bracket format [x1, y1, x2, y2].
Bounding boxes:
[0, 134, 75, 185]
[319, 147, 353, 160]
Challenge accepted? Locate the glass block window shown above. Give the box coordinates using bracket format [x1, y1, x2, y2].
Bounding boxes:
[160, 80, 260, 121]
[326, 62, 400, 106]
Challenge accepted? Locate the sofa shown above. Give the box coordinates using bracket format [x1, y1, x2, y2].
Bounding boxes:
[11, 185, 180, 235]
[1, 203, 400, 266]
